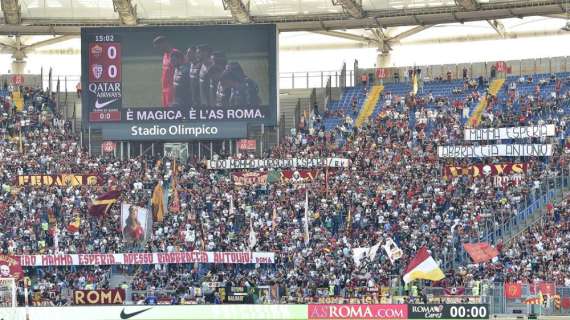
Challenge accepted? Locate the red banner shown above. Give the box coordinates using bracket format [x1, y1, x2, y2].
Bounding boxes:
[309, 304, 407, 319]
[530, 282, 556, 296]
[237, 139, 256, 151]
[0, 254, 23, 279]
[539, 282, 556, 296]
[494, 175, 525, 188]
[73, 289, 125, 305]
[101, 141, 116, 153]
[232, 172, 268, 185]
[504, 283, 522, 299]
[463, 242, 499, 264]
[562, 297, 570, 309]
[18, 251, 275, 266]
[443, 287, 466, 295]
[17, 174, 102, 187]
[376, 68, 386, 79]
[443, 163, 528, 178]
[11, 74, 24, 85]
[496, 61, 507, 72]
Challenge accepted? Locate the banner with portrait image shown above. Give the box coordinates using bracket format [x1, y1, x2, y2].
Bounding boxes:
[121, 203, 152, 243]
[279, 170, 318, 184]
[0, 254, 23, 279]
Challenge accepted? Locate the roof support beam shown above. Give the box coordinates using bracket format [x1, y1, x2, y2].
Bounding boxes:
[544, 14, 569, 19]
[0, 1, 566, 34]
[24, 35, 76, 50]
[312, 30, 378, 44]
[1, 0, 21, 25]
[331, 0, 365, 19]
[372, 28, 391, 53]
[487, 19, 506, 38]
[388, 25, 432, 43]
[112, 0, 138, 25]
[221, 0, 251, 23]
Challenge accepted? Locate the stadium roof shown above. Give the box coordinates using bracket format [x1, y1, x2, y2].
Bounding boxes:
[0, 0, 568, 34]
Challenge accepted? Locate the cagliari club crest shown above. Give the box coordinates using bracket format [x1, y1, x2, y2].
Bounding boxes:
[92, 64, 103, 80]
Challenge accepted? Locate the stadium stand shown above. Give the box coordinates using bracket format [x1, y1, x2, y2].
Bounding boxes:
[0, 71, 567, 312]
[2, 3, 570, 319]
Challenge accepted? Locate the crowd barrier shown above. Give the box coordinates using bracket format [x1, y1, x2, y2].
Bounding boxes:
[8, 304, 491, 320]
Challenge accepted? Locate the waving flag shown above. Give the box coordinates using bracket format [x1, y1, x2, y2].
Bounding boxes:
[89, 190, 120, 218]
[169, 159, 180, 214]
[412, 71, 418, 95]
[463, 242, 499, 264]
[248, 217, 257, 250]
[151, 183, 165, 223]
[403, 246, 445, 284]
[272, 206, 277, 232]
[504, 283, 522, 299]
[304, 189, 310, 245]
[524, 292, 544, 305]
[67, 216, 80, 233]
[383, 237, 403, 263]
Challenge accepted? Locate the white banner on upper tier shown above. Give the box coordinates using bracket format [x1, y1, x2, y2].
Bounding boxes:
[464, 124, 556, 141]
[438, 144, 553, 158]
[17, 251, 275, 267]
[206, 158, 350, 170]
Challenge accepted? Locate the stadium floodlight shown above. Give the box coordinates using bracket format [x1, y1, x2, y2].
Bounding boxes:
[1, 0, 21, 25]
[221, 0, 251, 24]
[331, 0, 365, 19]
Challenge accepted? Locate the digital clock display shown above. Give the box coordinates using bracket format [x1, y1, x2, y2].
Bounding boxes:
[449, 305, 488, 319]
[95, 35, 115, 42]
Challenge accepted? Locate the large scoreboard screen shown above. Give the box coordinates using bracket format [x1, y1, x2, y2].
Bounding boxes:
[81, 25, 278, 141]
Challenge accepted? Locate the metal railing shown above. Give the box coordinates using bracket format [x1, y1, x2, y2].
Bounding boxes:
[490, 283, 570, 316]
[482, 172, 570, 245]
[279, 70, 354, 89]
[444, 169, 570, 268]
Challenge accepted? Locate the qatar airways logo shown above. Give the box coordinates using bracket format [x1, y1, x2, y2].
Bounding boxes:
[308, 304, 407, 319]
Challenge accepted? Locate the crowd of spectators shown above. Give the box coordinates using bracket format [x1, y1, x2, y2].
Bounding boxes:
[0, 71, 569, 306]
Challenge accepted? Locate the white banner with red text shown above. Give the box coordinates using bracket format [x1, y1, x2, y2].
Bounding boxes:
[17, 251, 275, 267]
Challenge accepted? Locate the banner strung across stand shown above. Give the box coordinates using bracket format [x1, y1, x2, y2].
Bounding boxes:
[464, 124, 555, 141]
[16, 174, 102, 186]
[232, 172, 268, 185]
[438, 144, 553, 158]
[74, 289, 125, 305]
[232, 170, 320, 185]
[207, 158, 350, 170]
[442, 163, 528, 178]
[17, 251, 275, 267]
